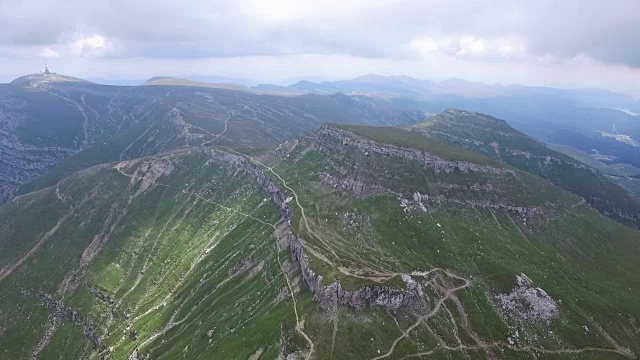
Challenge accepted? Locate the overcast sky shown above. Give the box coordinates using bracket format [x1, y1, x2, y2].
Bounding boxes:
[1, 0, 640, 93]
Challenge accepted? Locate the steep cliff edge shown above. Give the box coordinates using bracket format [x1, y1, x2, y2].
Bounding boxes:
[0, 123, 639, 358]
[414, 109, 640, 228]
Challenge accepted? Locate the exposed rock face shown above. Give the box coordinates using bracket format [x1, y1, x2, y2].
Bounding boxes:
[496, 273, 559, 323]
[229, 256, 253, 276]
[312, 124, 514, 175]
[305, 128, 537, 220]
[37, 292, 103, 350]
[116, 157, 176, 196]
[406, 192, 542, 220]
[91, 286, 119, 309]
[90, 286, 126, 320]
[316, 279, 425, 312]
[127, 348, 140, 360]
[0, 90, 76, 203]
[205, 147, 427, 312]
[319, 172, 389, 197]
[416, 109, 640, 229]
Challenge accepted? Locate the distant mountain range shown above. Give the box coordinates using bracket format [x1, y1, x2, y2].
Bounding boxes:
[0, 72, 423, 204]
[250, 75, 640, 195]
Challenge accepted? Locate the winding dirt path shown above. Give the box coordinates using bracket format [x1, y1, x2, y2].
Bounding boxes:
[113, 158, 315, 357]
[115, 150, 635, 360]
[372, 270, 471, 360]
[400, 341, 634, 359]
[202, 112, 233, 146]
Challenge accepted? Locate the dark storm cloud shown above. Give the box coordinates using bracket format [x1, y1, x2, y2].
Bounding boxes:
[1, 0, 640, 67]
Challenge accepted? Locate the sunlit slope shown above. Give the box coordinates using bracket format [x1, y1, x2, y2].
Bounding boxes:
[0, 124, 639, 359]
[260, 124, 640, 359]
[0, 150, 310, 359]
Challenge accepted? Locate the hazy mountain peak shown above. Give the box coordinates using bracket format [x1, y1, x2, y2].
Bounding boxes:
[142, 76, 259, 93]
[437, 108, 511, 126]
[10, 73, 89, 88]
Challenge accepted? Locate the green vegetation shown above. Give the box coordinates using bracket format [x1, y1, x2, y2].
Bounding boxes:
[0, 153, 305, 359]
[413, 109, 640, 229]
[3, 78, 422, 204]
[0, 109, 639, 359]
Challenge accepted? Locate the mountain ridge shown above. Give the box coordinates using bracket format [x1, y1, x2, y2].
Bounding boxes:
[0, 76, 424, 204]
[413, 109, 640, 228]
[1, 121, 639, 358]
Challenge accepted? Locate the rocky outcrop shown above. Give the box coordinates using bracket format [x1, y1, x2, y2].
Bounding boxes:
[229, 256, 253, 276]
[91, 286, 119, 309]
[204, 147, 427, 312]
[286, 220, 426, 312]
[495, 273, 559, 323]
[428, 130, 484, 147]
[0, 92, 76, 203]
[37, 292, 103, 350]
[90, 286, 126, 320]
[406, 192, 542, 220]
[434, 181, 496, 192]
[311, 124, 514, 175]
[315, 279, 425, 312]
[319, 172, 389, 197]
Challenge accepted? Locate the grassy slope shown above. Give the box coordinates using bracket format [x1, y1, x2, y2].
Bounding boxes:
[265, 125, 640, 358]
[0, 152, 307, 359]
[413, 110, 640, 229]
[547, 143, 640, 196]
[10, 83, 422, 202]
[1, 124, 639, 359]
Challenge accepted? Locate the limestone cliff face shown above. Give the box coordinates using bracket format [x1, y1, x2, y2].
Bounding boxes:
[415, 110, 640, 229]
[316, 279, 425, 312]
[205, 147, 426, 312]
[37, 292, 103, 350]
[295, 126, 541, 222]
[408, 192, 542, 221]
[319, 172, 389, 197]
[0, 88, 76, 203]
[203, 126, 549, 312]
[311, 124, 514, 175]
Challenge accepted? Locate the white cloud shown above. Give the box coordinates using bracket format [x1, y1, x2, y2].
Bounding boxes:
[70, 35, 114, 57]
[457, 36, 486, 56]
[0, 0, 640, 92]
[410, 35, 528, 61]
[38, 47, 60, 58]
[497, 39, 526, 57]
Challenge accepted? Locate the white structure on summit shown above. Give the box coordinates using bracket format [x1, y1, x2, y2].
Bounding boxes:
[43, 60, 51, 75]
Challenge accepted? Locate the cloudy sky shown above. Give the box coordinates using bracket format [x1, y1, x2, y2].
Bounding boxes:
[1, 0, 640, 93]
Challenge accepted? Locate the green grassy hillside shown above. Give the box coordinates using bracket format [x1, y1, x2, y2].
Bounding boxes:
[0, 124, 639, 359]
[413, 109, 640, 229]
[2, 77, 423, 204]
[0, 150, 308, 359]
